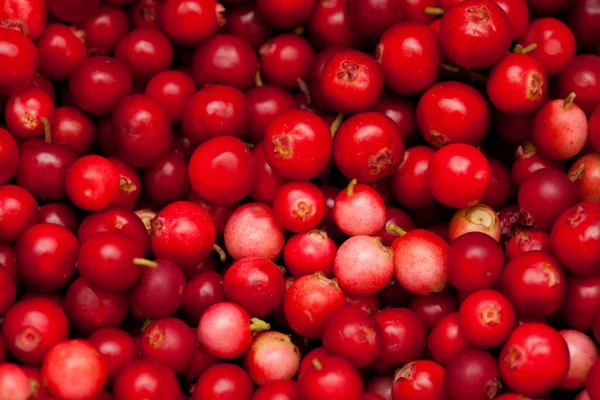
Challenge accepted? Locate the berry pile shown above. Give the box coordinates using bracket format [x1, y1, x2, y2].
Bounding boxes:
[0, 0, 599, 399]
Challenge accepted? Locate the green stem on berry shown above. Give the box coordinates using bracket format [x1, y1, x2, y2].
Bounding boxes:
[564, 92, 577, 109]
[330, 112, 345, 136]
[514, 43, 537, 54]
[132, 258, 158, 269]
[40, 117, 52, 144]
[346, 179, 358, 197]
[250, 317, 270, 332]
[387, 223, 407, 237]
[297, 78, 311, 104]
[255, 68, 263, 87]
[213, 244, 227, 262]
[141, 318, 153, 332]
[424, 6, 445, 15]
[568, 164, 585, 182]
[312, 358, 323, 370]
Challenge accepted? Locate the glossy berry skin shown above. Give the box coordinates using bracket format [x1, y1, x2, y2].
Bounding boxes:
[371, 93, 419, 145]
[16, 223, 78, 293]
[428, 144, 491, 209]
[417, 82, 490, 148]
[88, 328, 138, 386]
[501, 251, 566, 317]
[273, 181, 325, 233]
[481, 159, 512, 210]
[306, 0, 360, 50]
[487, 54, 547, 115]
[5, 87, 55, 140]
[558, 55, 600, 116]
[191, 34, 257, 91]
[376, 22, 441, 95]
[76, 4, 129, 55]
[439, 0, 512, 69]
[322, 307, 381, 367]
[0, 269, 15, 317]
[511, 144, 564, 189]
[256, 0, 316, 29]
[189, 136, 256, 204]
[391, 146, 437, 210]
[113, 359, 180, 400]
[221, 3, 272, 50]
[377, 207, 416, 247]
[447, 232, 504, 292]
[65, 155, 120, 210]
[333, 112, 404, 183]
[551, 202, 600, 277]
[245, 85, 296, 144]
[131, 259, 186, 319]
[1, 297, 69, 365]
[249, 142, 288, 204]
[151, 201, 216, 270]
[459, 290, 516, 349]
[0, 27, 39, 96]
[183, 270, 224, 321]
[182, 85, 247, 144]
[569, 152, 600, 204]
[320, 50, 385, 114]
[518, 168, 579, 230]
[347, 0, 404, 41]
[0, 363, 33, 400]
[263, 110, 332, 181]
[141, 317, 196, 373]
[36, 23, 86, 81]
[333, 183, 386, 236]
[160, 0, 221, 46]
[393, 360, 445, 400]
[143, 152, 191, 205]
[259, 34, 314, 91]
[145, 70, 196, 124]
[42, 340, 107, 400]
[444, 348, 501, 400]
[518, 18, 576, 76]
[192, 363, 254, 400]
[50, 106, 97, 156]
[532, 97, 588, 161]
[0, 185, 40, 244]
[224, 257, 285, 318]
[114, 28, 174, 83]
[499, 323, 569, 396]
[298, 356, 363, 400]
[69, 56, 133, 116]
[374, 308, 427, 365]
[428, 313, 470, 366]
[284, 273, 346, 339]
[243, 331, 301, 385]
[0, 0, 47, 40]
[283, 230, 337, 278]
[112, 94, 173, 168]
[505, 229, 550, 262]
[253, 379, 299, 400]
[560, 329, 598, 391]
[448, 203, 501, 242]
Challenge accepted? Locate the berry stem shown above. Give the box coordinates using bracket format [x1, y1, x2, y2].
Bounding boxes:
[297, 78, 311, 104]
[520, 43, 537, 54]
[132, 258, 158, 269]
[250, 317, 270, 332]
[346, 179, 358, 196]
[141, 318, 154, 331]
[330, 112, 345, 136]
[424, 6, 445, 15]
[40, 117, 52, 144]
[568, 164, 585, 182]
[312, 358, 323, 371]
[255, 68, 263, 87]
[213, 244, 227, 262]
[563, 92, 577, 109]
[294, 26, 304, 35]
[441, 63, 460, 73]
[387, 223, 407, 237]
[515, 142, 537, 159]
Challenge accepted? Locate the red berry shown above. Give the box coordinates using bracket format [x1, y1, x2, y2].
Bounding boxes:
[569, 152, 600, 203]
[131, 259, 186, 319]
[259, 33, 315, 91]
[283, 230, 337, 278]
[88, 328, 138, 386]
[141, 317, 196, 373]
[77, 4, 129, 55]
[65, 155, 120, 210]
[494, 0, 530, 39]
[5, 87, 55, 140]
[568, 0, 600, 53]
[428, 313, 470, 366]
[130, 0, 162, 29]
[393, 360, 445, 400]
[77, 208, 149, 254]
[253, 379, 299, 400]
[115, 28, 174, 83]
[374, 308, 427, 365]
[256, 0, 316, 29]
[306, 0, 360, 50]
[505, 229, 550, 262]
[160, 0, 222, 46]
[145, 70, 196, 124]
[444, 348, 501, 400]
[511, 142, 564, 188]
[0, 27, 39, 96]
[559, 330, 598, 391]
[50, 106, 97, 156]
[481, 159, 512, 210]
[390, 146, 437, 210]
[273, 181, 325, 233]
[243, 331, 301, 385]
[0, 0, 47, 40]
[113, 359, 180, 400]
[298, 356, 363, 400]
[182, 270, 224, 323]
[192, 363, 254, 400]
[347, 0, 405, 41]
[221, 3, 272, 50]
[558, 55, 600, 116]
[245, 85, 296, 144]
[0, 129, 18, 186]
[0, 363, 30, 400]
[448, 204, 501, 242]
[249, 141, 288, 204]
[334, 180, 386, 236]
[371, 93, 419, 146]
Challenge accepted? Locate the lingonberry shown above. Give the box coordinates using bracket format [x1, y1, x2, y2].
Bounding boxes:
[371, 93, 419, 146]
[518, 168, 579, 230]
[428, 313, 470, 365]
[259, 33, 314, 91]
[69, 56, 133, 116]
[182, 84, 247, 144]
[47, 0, 99, 22]
[417, 82, 490, 148]
[170, 133, 197, 160]
[64, 278, 128, 333]
[390, 146, 437, 210]
[0, 363, 30, 400]
[487, 53, 547, 115]
[0, 243, 18, 284]
[345, 292, 380, 316]
[518, 18, 576, 76]
[377, 22, 441, 95]
[77, 4, 129, 55]
[188, 193, 237, 238]
[244, 331, 301, 385]
[505, 229, 550, 262]
[224, 203, 285, 261]
[130, 0, 162, 29]
[569, 152, 600, 203]
[511, 142, 564, 188]
[333, 112, 405, 183]
[65, 155, 120, 210]
[224, 257, 285, 318]
[191, 34, 257, 91]
[334, 236, 393, 295]
[253, 379, 299, 400]
[306, 0, 360, 50]
[333, 180, 386, 236]
[404, 0, 443, 23]
[256, 0, 316, 29]
[298, 356, 363, 400]
[115, 28, 174, 83]
[198, 302, 270, 359]
[113, 359, 181, 400]
[444, 348, 501, 400]
[374, 307, 427, 365]
[273, 181, 325, 233]
[15, 139, 77, 201]
[192, 363, 254, 400]
[439, 0, 512, 69]
[2, 297, 69, 365]
[448, 204, 501, 241]
[283, 230, 337, 278]
[143, 152, 191, 205]
[481, 159, 512, 210]
[5, 86, 55, 140]
[320, 50, 384, 114]
[532, 94, 588, 160]
[131, 259, 185, 319]
[392, 360, 445, 400]
[347, 0, 404, 41]
[458, 289, 516, 348]
[365, 375, 394, 400]
[558, 55, 600, 116]
[392, 228, 448, 295]
[222, 3, 272, 50]
[16, 223, 78, 292]
[145, 70, 196, 124]
[0, 27, 39, 96]
[263, 109, 332, 181]
[36, 23, 86, 81]
[568, 0, 600, 52]
[160, 0, 222, 46]
[245, 85, 296, 144]
[492, 0, 530, 39]
[500, 323, 569, 396]
[559, 330, 598, 391]
[141, 317, 196, 373]
[409, 291, 458, 330]
[284, 273, 345, 339]
[42, 340, 107, 400]
[0, 268, 16, 317]
[249, 142, 288, 204]
[501, 251, 566, 317]
[150, 201, 216, 270]
[88, 328, 138, 386]
[77, 208, 149, 254]
[182, 270, 224, 323]
[298, 347, 331, 377]
[376, 207, 416, 246]
[189, 136, 256, 204]
[50, 106, 97, 155]
[0, 0, 46, 40]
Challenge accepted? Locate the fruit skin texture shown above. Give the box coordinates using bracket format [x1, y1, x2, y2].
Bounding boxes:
[499, 323, 569, 396]
[439, 0, 512, 69]
[297, 355, 363, 400]
[428, 313, 470, 366]
[391, 146, 437, 210]
[0, 27, 39, 96]
[140, 317, 196, 374]
[376, 22, 441, 96]
[444, 348, 501, 400]
[192, 363, 254, 400]
[65, 155, 120, 211]
[333, 112, 405, 183]
[550, 202, 600, 277]
[160, 0, 221, 46]
[88, 328, 138, 386]
[569, 152, 600, 203]
[558, 55, 600, 117]
[559, 330, 599, 391]
[112, 359, 180, 400]
[0, 363, 29, 400]
[392, 229, 448, 295]
[243, 331, 301, 385]
[42, 340, 108, 400]
[374, 308, 427, 365]
[333, 183, 386, 236]
[392, 360, 445, 400]
[531, 97, 588, 161]
[272, 181, 326, 233]
[256, 0, 317, 30]
[283, 230, 337, 278]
